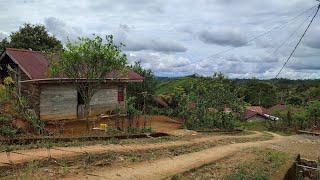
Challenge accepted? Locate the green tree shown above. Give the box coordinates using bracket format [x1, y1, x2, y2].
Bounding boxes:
[127, 61, 156, 111]
[307, 101, 320, 128]
[306, 87, 320, 100]
[125, 97, 142, 131]
[2, 23, 62, 52]
[286, 96, 303, 106]
[50, 35, 127, 128]
[0, 38, 9, 51]
[244, 80, 278, 108]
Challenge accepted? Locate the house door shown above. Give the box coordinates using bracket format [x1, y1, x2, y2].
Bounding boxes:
[77, 91, 86, 119]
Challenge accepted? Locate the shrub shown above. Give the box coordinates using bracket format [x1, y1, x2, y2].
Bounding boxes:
[0, 125, 17, 137]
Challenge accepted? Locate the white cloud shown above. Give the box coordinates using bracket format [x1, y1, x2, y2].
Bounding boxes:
[0, 0, 319, 79]
[128, 52, 193, 76]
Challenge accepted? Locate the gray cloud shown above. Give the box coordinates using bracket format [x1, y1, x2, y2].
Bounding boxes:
[124, 39, 187, 52]
[198, 29, 248, 47]
[305, 27, 320, 49]
[114, 24, 187, 53]
[1, 0, 319, 79]
[45, 17, 83, 42]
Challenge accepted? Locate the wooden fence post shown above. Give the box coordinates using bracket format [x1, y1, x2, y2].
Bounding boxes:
[317, 157, 320, 180]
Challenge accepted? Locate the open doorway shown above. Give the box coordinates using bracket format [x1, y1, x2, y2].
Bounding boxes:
[77, 91, 85, 119]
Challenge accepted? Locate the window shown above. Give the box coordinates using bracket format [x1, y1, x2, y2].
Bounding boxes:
[118, 87, 124, 102]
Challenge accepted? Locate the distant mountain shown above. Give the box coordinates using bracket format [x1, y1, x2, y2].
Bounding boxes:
[154, 76, 320, 95]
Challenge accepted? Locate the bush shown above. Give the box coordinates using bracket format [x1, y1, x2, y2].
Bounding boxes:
[0, 125, 17, 137]
[0, 76, 44, 136]
[185, 111, 239, 130]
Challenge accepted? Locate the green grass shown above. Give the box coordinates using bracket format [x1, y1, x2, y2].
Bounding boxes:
[238, 121, 295, 136]
[225, 148, 289, 180]
[238, 121, 269, 131]
[173, 148, 290, 180]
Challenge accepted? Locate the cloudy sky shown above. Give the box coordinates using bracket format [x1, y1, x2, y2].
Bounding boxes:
[1, 0, 320, 79]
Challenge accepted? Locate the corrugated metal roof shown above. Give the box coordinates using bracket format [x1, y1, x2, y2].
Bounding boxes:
[3, 48, 143, 81]
[6, 48, 49, 79]
[244, 106, 268, 120]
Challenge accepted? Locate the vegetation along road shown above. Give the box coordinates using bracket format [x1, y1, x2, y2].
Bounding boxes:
[63, 132, 283, 180]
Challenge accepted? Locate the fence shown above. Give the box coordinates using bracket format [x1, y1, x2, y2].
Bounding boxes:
[295, 154, 320, 180]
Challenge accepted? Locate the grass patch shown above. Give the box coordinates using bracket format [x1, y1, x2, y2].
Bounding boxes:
[225, 148, 289, 180]
[238, 121, 269, 131]
[174, 148, 290, 180]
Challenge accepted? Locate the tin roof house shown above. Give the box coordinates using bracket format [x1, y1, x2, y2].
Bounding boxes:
[0, 48, 143, 121]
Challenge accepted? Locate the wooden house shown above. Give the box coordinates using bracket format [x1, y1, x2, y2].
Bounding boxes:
[0, 48, 143, 121]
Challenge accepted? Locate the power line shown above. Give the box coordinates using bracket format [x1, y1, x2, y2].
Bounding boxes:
[268, 10, 314, 57]
[191, 4, 317, 66]
[274, 3, 320, 79]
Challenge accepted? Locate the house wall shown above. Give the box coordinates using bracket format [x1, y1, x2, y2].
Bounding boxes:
[40, 85, 78, 121]
[39, 83, 126, 121]
[90, 88, 118, 115]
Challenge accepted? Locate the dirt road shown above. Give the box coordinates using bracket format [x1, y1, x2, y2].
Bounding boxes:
[0, 131, 262, 166]
[64, 133, 283, 180]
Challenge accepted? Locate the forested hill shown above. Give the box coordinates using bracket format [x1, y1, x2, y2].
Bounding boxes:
[155, 76, 320, 108]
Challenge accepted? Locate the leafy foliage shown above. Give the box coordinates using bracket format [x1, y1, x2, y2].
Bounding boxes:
[306, 100, 320, 127]
[244, 80, 278, 108]
[285, 96, 303, 106]
[50, 35, 128, 122]
[127, 61, 157, 111]
[125, 96, 142, 129]
[160, 73, 244, 130]
[0, 23, 62, 52]
[0, 77, 44, 137]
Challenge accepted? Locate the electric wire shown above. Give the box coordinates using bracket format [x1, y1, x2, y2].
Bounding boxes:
[274, 4, 320, 79]
[195, 6, 316, 64]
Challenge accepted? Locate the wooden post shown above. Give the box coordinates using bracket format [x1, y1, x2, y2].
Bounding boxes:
[317, 157, 320, 180]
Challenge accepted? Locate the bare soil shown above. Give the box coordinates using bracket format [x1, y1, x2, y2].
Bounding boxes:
[61, 133, 282, 180]
[45, 115, 182, 137]
[0, 131, 260, 167]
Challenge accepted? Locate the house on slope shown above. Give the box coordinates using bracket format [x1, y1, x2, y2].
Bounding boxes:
[244, 106, 269, 121]
[0, 48, 143, 121]
[244, 106, 279, 122]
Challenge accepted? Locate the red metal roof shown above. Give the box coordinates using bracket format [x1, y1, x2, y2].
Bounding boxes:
[246, 106, 267, 114]
[3, 48, 143, 81]
[5, 48, 49, 79]
[244, 106, 268, 120]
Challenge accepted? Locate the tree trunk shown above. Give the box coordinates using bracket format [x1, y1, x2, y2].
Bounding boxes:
[84, 103, 91, 131]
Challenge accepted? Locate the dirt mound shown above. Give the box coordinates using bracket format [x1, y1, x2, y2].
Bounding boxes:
[148, 115, 182, 133]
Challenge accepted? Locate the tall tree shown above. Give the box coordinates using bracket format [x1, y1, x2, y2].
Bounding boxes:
[127, 61, 156, 111]
[2, 23, 62, 52]
[50, 35, 127, 128]
[244, 80, 278, 108]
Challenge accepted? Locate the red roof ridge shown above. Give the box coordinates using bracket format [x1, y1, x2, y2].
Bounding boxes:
[5, 47, 43, 53]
